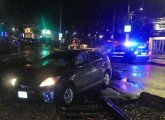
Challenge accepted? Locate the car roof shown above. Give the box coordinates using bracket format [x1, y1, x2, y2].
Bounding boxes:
[44, 49, 93, 60]
[56, 49, 97, 54]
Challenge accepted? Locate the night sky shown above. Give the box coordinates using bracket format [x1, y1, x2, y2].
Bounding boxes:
[0, 0, 165, 32]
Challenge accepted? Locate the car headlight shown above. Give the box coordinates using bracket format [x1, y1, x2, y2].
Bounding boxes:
[39, 77, 60, 87]
[11, 78, 17, 86]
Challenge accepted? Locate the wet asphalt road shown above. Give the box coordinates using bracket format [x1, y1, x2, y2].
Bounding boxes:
[112, 62, 165, 98]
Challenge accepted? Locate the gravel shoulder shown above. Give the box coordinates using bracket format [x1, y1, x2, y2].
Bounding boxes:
[120, 101, 165, 120]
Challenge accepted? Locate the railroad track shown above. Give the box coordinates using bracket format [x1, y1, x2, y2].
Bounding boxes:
[57, 90, 130, 120]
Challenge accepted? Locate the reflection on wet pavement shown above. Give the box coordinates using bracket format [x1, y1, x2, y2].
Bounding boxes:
[113, 62, 165, 98]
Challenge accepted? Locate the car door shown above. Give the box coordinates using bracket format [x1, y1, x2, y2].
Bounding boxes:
[87, 51, 104, 83]
[73, 52, 94, 90]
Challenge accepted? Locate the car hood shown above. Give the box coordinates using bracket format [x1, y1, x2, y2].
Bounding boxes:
[18, 63, 70, 86]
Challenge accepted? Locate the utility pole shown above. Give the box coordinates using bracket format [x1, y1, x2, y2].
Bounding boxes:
[127, 0, 130, 24]
[112, 11, 116, 40]
[59, 6, 63, 48]
[125, 0, 131, 42]
[59, 6, 62, 33]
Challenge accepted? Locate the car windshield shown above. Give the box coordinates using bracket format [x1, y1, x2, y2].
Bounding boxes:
[35, 58, 68, 67]
[36, 51, 78, 67]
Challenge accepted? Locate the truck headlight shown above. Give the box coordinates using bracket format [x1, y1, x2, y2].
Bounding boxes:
[39, 77, 60, 87]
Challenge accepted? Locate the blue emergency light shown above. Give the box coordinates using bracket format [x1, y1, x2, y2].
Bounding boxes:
[124, 41, 138, 47]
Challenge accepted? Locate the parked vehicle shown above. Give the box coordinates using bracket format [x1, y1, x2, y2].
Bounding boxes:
[109, 44, 150, 63]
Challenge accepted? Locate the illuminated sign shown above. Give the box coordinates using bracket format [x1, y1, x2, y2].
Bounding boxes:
[1, 32, 7, 37]
[24, 28, 32, 33]
[41, 29, 51, 38]
[59, 33, 63, 40]
[152, 37, 165, 40]
[124, 25, 131, 33]
[24, 28, 34, 39]
[42, 29, 51, 35]
[154, 23, 165, 31]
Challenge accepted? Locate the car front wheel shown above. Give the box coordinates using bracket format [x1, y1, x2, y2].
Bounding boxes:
[57, 85, 75, 107]
[63, 87, 74, 105]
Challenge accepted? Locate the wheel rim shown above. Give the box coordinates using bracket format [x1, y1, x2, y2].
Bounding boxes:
[64, 88, 74, 104]
[104, 73, 110, 86]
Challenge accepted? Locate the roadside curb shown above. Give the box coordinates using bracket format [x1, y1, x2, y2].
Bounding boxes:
[149, 62, 165, 66]
[139, 92, 165, 111]
[149, 59, 165, 65]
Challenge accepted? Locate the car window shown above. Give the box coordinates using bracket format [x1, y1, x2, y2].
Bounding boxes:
[53, 59, 68, 67]
[35, 58, 68, 67]
[75, 52, 88, 66]
[88, 51, 103, 61]
[37, 52, 76, 67]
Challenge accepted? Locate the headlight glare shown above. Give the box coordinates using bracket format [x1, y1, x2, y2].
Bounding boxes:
[11, 78, 17, 86]
[40, 77, 59, 87]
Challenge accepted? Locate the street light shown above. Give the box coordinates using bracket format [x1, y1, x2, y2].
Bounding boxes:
[130, 7, 144, 21]
[98, 35, 103, 47]
[65, 30, 69, 34]
[139, 7, 143, 11]
[73, 32, 77, 36]
[12, 28, 15, 32]
[99, 35, 103, 39]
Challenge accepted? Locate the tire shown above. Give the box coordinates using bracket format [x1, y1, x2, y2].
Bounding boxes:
[102, 72, 111, 88]
[57, 85, 75, 107]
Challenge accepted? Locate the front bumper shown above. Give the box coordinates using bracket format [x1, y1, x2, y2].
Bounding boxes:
[15, 85, 60, 102]
[134, 55, 150, 61]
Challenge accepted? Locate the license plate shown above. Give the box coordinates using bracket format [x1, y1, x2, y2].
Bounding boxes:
[18, 91, 28, 99]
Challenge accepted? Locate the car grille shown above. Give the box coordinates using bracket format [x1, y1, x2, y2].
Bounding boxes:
[19, 84, 37, 92]
[20, 84, 29, 89]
